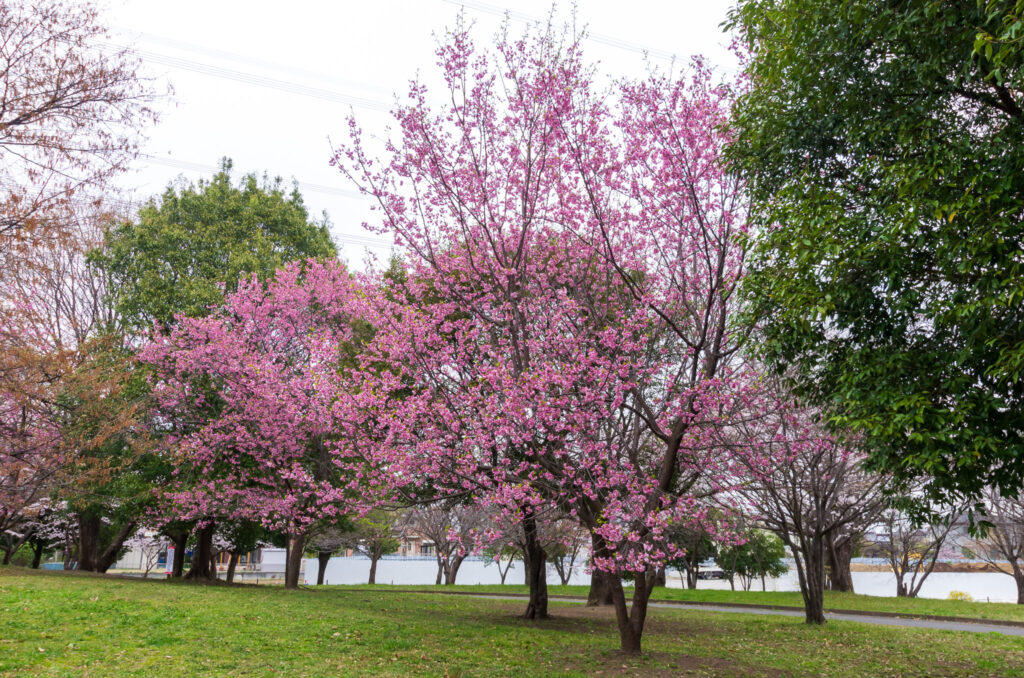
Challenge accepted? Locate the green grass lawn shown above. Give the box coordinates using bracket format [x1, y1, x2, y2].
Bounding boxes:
[344, 583, 1024, 623]
[2, 568, 1023, 677]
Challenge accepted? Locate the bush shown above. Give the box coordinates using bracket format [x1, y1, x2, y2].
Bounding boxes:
[947, 591, 973, 602]
[7, 549, 34, 568]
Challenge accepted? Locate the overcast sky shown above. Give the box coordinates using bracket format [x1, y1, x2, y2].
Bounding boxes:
[104, 0, 738, 267]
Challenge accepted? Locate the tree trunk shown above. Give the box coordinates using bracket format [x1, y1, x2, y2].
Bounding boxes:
[652, 565, 666, 587]
[63, 541, 75, 570]
[587, 533, 615, 606]
[170, 532, 187, 578]
[896, 581, 909, 597]
[31, 540, 44, 569]
[800, 537, 827, 624]
[1, 548, 12, 565]
[76, 513, 101, 572]
[284, 532, 305, 589]
[521, 513, 549, 619]
[185, 524, 215, 580]
[686, 564, 698, 589]
[444, 554, 465, 585]
[435, 557, 443, 586]
[1014, 567, 1024, 605]
[97, 521, 136, 573]
[226, 552, 239, 583]
[826, 535, 855, 592]
[608, 568, 655, 654]
[368, 555, 379, 585]
[317, 551, 332, 585]
[587, 568, 616, 606]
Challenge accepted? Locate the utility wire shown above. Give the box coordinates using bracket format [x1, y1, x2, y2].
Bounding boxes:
[92, 41, 393, 112]
[139, 155, 368, 201]
[439, 0, 678, 62]
[110, 27, 394, 99]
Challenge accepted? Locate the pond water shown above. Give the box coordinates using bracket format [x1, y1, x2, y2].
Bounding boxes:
[666, 567, 1019, 604]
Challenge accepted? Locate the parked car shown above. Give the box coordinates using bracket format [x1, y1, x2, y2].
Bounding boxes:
[696, 568, 725, 580]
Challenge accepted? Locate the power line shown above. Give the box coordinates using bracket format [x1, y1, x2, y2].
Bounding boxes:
[438, 0, 678, 62]
[3, 179, 394, 251]
[92, 41, 393, 112]
[111, 27, 394, 100]
[139, 155, 368, 201]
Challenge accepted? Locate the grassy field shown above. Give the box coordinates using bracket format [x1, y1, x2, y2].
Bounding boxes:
[2, 568, 1023, 677]
[344, 583, 1024, 624]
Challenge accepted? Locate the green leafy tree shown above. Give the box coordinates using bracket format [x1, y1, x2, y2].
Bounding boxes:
[340, 510, 401, 585]
[666, 523, 719, 590]
[86, 160, 336, 575]
[727, 0, 1024, 504]
[56, 335, 155, 573]
[95, 158, 336, 333]
[716, 529, 788, 592]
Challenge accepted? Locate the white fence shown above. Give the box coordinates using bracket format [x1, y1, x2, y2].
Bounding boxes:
[304, 555, 591, 587]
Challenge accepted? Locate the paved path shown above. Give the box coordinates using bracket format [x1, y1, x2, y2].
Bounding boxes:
[436, 592, 1024, 637]
[647, 601, 1024, 636]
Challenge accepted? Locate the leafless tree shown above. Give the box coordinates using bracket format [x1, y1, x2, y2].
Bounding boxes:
[548, 519, 589, 586]
[729, 395, 887, 624]
[875, 499, 964, 598]
[409, 501, 487, 586]
[0, 0, 157, 272]
[976, 487, 1024, 604]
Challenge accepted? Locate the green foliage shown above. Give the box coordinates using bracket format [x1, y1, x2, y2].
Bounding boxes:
[56, 334, 158, 523]
[6, 548, 34, 567]
[727, 0, 1024, 503]
[665, 525, 718, 573]
[219, 521, 268, 555]
[715, 530, 788, 590]
[342, 510, 401, 559]
[975, 1, 1024, 84]
[94, 158, 336, 332]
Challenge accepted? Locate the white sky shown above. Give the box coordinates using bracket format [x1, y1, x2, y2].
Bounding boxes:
[104, 0, 738, 267]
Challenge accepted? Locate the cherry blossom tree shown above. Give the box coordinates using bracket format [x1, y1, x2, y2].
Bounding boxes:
[1, 209, 154, 574]
[336, 18, 752, 653]
[140, 260, 364, 589]
[123, 531, 167, 578]
[546, 519, 589, 587]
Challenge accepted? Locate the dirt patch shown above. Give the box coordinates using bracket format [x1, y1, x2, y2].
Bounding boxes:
[499, 604, 787, 676]
[484, 601, 716, 637]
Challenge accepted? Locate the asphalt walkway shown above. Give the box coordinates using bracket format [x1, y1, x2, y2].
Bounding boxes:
[411, 591, 1024, 637]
